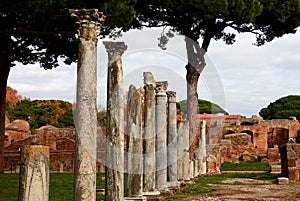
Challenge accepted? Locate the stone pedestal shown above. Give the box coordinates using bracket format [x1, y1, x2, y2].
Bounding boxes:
[69, 9, 105, 201]
[127, 85, 143, 197]
[19, 145, 50, 201]
[104, 41, 127, 201]
[155, 81, 168, 189]
[143, 72, 156, 192]
[166, 91, 177, 182]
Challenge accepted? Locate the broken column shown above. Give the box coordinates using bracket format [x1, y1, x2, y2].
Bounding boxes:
[177, 121, 184, 181]
[199, 120, 207, 174]
[166, 91, 178, 183]
[155, 81, 168, 189]
[177, 120, 190, 181]
[143, 72, 156, 192]
[69, 9, 105, 201]
[104, 41, 127, 200]
[19, 145, 50, 201]
[127, 85, 143, 197]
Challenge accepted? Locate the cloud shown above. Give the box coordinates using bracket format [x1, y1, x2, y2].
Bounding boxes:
[7, 27, 300, 117]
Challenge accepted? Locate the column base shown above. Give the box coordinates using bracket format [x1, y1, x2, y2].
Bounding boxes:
[142, 191, 161, 196]
[124, 196, 147, 201]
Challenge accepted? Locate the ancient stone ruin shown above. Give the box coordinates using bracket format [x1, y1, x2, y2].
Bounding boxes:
[3, 37, 300, 200]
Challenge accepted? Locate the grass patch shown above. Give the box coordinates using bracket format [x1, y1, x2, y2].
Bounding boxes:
[221, 161, 271, 172]
[0, 173, 106, 201]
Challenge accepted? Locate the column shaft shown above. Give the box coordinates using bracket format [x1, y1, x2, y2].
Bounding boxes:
[155, 81, 168, 189]
[127, 85, 143, 196]
[166, 91, 177, 182]
[143, 72, 156, 192]
[70, 9, 105, 201]
[104, 41, 127, 201]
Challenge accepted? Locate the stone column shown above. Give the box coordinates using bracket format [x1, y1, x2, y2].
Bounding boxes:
[155, 81, 168, 189]
[177, 120, 190, 181]
[199, 120, 207, 174]
[143, 72, 156, 192]
[69, 9, 105, 201]
[127, 85, 143, 197]
[104, 41, 127, 201]
[177, 121, 184, 181]
[166, 91, 178, 183]
[182, 121, 190, 181]
[19, 145, 50, 201]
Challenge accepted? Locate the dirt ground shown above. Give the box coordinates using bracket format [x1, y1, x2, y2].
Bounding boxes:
[166, 178, 300, 201]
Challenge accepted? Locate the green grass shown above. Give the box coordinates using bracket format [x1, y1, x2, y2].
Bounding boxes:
[0, 173, 106, 201]
[221, 161, 271, 172]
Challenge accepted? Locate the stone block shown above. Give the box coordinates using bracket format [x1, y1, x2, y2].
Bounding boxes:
[124, 196, 147, 201]
[288, 167, 299, 181]
[288, 158, 296, 167]
[277, 177, 289, 184]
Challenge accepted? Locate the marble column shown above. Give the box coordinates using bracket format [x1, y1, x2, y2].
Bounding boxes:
[104, 41, 127, 201]
[143, 72, 156, 192]
[182, 120, 190, 181]
[127, 85, 143, 196]
[166, 91, 178, 182]
[19, 145, 50, 201]
[155, 81, 168, 189]
[199, 120, 207, 174]
[177, 121, 184, 181]
[69, 9, 105, 201]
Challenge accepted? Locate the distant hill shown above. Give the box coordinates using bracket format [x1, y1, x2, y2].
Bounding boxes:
[177, 99, 228, 114]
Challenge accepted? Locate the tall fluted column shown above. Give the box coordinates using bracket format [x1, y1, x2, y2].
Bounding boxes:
[19, 145, 50, 201]
[127, 85, 143, 197]
[155, 81, 168, 189]
[166, 91, 178, 183]
[69, 9, 105, 201]
[104, 41, 127, 201]
[143, 72, 156, 192]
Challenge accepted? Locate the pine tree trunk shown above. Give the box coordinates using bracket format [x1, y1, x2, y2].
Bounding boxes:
[184, 36, 207, 160]
[0, 34, 11, 173]
[186, 63, 200, 160]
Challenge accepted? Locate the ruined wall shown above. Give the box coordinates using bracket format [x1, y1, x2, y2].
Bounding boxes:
[281, 144, 300, 181]
[4, 121, 107, 173]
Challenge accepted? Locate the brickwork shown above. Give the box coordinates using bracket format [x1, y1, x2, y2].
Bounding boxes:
[281, 144, 300, 181]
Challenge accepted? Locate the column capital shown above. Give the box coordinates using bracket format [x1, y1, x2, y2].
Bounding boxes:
[155, 81, 168, 96]
[143, 72, 156, 88]
[166, 91, 176, 103]
[103, 41, 127, 58]
[69, 9, 105, 40]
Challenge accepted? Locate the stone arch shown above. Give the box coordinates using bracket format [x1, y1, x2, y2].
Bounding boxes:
[241, 130, 254, 143]
[268, 128, 289, 148]
[222, 130, 235, 139]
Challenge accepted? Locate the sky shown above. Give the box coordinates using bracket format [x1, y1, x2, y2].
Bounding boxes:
[8, 27, 300, 117]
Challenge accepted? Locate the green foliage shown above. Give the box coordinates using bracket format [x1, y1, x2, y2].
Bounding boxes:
[1, 0, 136, 69]
[221, 161, 271, 172]
[97, 110, 107, 128]
[177, 99, 228, 114]
[133, 0, 300, 46]
[259, 95, 300, 120]
[6, 99, 74, 131]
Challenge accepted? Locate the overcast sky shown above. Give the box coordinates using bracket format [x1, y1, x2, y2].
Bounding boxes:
[8, 27, 300, 117]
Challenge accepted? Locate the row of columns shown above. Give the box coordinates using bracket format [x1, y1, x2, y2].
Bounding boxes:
[104, 40, 207, 199]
